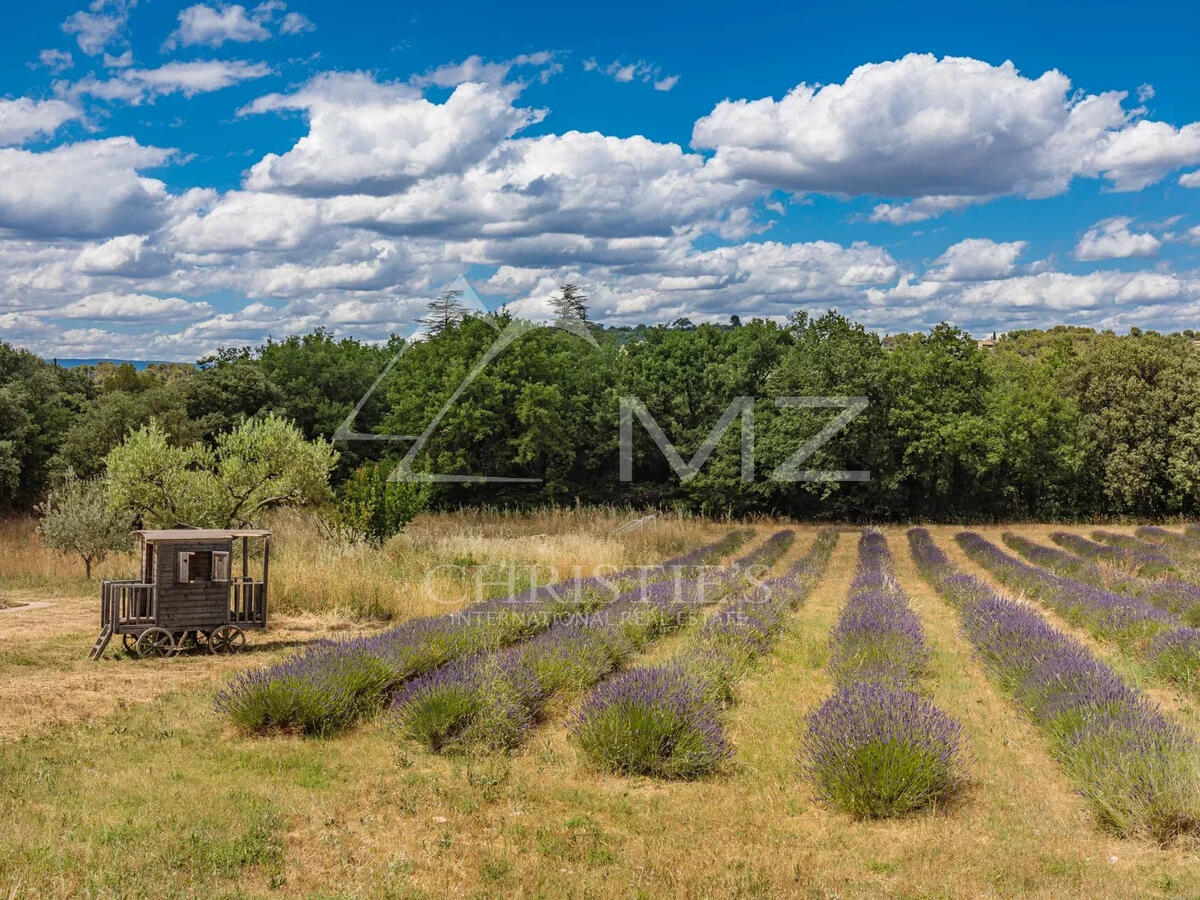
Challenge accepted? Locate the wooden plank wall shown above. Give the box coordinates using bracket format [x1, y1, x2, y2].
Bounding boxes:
[153, 539, 233, 629]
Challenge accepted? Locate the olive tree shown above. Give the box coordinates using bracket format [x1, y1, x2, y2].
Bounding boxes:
[105, 414, 339, 528]
[38, 474, 133, 579]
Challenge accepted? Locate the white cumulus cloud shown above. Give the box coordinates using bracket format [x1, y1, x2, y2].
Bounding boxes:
[164, 2, 314, 49]
[0, 138, 173, 239]
[63, 60, 272, 104]
[926, 239, 1028, 281]
[241, 74, 545, 195]
[693, 54, 1200, 220]
[1074, 216, 1162, 260]
[55, 291, 212, 320]
[0, 98, 81, 146]
[62, 0, 133, 57]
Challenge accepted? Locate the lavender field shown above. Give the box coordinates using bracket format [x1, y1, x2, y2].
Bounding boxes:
[6, 517, 1200, 897]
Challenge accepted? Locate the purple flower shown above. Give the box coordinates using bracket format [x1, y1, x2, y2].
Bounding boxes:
[957, 531, 1178, 646]
[803, 682, 962, 818]
[568, 663, 732, 779]
[571, 529, 841, 777]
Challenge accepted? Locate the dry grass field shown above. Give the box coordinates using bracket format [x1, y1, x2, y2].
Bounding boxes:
[3, 514, 1200, 898]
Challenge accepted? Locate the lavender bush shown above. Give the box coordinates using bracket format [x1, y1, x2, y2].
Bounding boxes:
[803, 682, 962, 818]
[390, 530, 797, 753]
[1147, 628, 1200, 693]
[570, 529, 839, 777]
[569, 663, 731, 778]
[217, 528, 750, 734]
[804, 530, 960, 817]
[1136, 526, 1198, 551]
[827, 531, 928, 690]
[909, 528, 1200, 841]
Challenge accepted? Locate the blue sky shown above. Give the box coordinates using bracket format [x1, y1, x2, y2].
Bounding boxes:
[1, 0, 1199, 359]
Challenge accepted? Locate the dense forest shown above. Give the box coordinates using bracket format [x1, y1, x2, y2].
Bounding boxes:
[4, 309, 1200, 522]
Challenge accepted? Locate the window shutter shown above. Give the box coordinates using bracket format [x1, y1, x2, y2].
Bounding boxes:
[177, 551, 190, 583]
[213, 551, 230, 581]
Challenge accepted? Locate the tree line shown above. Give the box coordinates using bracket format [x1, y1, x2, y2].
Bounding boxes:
[5, 303, 1200, 522]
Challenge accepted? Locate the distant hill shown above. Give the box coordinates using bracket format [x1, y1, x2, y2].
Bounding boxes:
[48, 358, 166, 370]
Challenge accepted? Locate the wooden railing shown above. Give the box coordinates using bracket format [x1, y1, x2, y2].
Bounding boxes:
[101, 580, 156, 627]
[229, 579, 265, 625]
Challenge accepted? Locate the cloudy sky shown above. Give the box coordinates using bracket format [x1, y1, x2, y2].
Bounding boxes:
[2, 0, 1199, 359]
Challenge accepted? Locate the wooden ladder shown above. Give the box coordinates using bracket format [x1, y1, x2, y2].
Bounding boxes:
[88, 625, 112, 661]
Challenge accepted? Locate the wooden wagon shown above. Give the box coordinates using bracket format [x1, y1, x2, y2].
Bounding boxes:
[88, 528, 270, 660]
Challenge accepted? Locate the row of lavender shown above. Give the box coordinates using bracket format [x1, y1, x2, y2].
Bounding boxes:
[568, 529, 839, 779]
[216, 529, 751, 735]
[1136, 525, 1200, 557]
[803, 531, 961, 817]
[1001, 532, 1200, 627]
[389, 530, 798, 754]
[1052, 531, 1174, 578]
[909, 528, 1200, 841]
[961, 532, 1200, 692]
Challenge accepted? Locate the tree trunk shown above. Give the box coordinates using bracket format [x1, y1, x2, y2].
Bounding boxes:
[83, 556, 92, 580]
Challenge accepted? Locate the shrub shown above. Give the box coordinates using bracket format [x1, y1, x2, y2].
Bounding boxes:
[388, 532, 793, 754]
[910, 527, 1200, 841]
[335, 462, 428, 544]
[569, 664, 730, 779]
[570, 529, 840, 777]
[1148, 629, 1200, 692]
[220, 529, 750, 735]
[803, 683, 962, 819]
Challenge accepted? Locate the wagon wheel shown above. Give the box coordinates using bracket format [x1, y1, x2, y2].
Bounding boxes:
[122, 633, 139, 654]
[208, 625, 246, 655]
[135, 627, 176, 659]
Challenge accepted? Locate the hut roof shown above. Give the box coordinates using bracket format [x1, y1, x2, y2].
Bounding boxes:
[135, 529, 270, 541]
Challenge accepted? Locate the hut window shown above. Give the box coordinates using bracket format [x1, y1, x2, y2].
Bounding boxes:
[212, 551, 230, 582]
[176, 551, 190, 583]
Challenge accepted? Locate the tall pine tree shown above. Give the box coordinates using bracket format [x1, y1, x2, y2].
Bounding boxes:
[422, 289, 467, 335]
[549, 283, 589, 328]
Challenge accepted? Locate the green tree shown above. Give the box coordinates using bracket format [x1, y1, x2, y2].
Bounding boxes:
[186, 351, 281, 441]
[256, 328, 399, 477]
[0, 342, 91, 511]
[380, 314, 616, 505]
[879, 324, 994, 518]
[105, 415, 338, 528]
[55, 383, 196, 478]
[37, 474, 133, 579]
[336, 461, 428, 544]
[759, 311, 892, 519]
